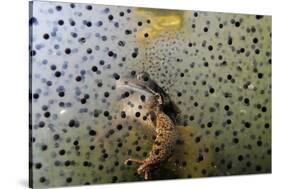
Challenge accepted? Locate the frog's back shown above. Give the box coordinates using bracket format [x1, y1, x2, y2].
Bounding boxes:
[150, 111, 178, 162]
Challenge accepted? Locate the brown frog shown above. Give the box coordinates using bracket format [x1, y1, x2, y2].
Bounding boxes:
[119, 72, 179, 180]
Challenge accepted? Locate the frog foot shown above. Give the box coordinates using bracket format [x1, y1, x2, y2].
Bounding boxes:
[124, 158, 152, 180]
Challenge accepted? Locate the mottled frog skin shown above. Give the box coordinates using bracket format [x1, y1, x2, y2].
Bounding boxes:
[125, 94, 178, 180]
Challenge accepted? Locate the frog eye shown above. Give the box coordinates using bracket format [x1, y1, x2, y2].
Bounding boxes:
[142, 75, 149, 81]
[137, 72, 150, 81]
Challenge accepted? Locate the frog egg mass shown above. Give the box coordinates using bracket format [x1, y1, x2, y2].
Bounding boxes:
[29, 1, 271, 188]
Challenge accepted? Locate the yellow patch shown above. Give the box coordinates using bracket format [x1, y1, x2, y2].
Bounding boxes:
[134, 8, 188, 42]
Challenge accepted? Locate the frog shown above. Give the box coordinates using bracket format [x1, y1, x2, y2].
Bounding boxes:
[117, 71, 179, 179]
[124, 92, 178, 180]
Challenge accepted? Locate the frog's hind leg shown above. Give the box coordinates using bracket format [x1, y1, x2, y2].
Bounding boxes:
[124, 158, 152, 180]
[137, 163, 152, 180]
